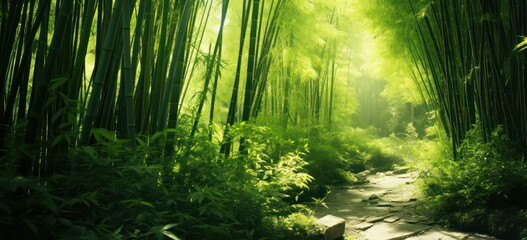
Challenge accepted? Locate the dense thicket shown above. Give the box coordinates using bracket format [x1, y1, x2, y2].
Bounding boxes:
[413, 0, 527, 155]
[360, 0, 527, 153]
[0, 0, 360, 177]
[1, 0, 410, 239]
[5, 0, 523, 239]
[357, 0, 527, 238]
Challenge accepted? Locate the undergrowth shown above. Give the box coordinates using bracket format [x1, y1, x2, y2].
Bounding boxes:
[420, 126, 527, 239]
[0, 121, 407, 239]
[282, 126, 405, 202]
[0, 123, 320, 240]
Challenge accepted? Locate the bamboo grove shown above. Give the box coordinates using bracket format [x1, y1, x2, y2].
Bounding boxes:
[0, 0, 353, 180]
[0, 1, 365, 238]
[5, 0, 527, 238]
[411, 0, 527, 157]
[362, 0, 527, 156]
[357, 1, 527, 237]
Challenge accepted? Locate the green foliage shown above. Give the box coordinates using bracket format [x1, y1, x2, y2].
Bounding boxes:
[0, 124, 318, 239]
[372, 122, 448, 168]
[304, 133, 359, 184]
[514, 36, 527, 52]
[420, 126, 527, 239]
[338, 128, 405, 172]
[284, 127, 405, 188]
[259, 206, 322, 240]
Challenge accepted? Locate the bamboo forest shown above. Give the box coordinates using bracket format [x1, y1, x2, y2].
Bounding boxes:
[2, 0, 527, 239]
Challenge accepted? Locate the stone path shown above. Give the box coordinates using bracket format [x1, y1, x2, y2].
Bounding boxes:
[312, 167, 499, 240]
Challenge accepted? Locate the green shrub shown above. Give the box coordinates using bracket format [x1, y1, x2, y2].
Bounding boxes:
[298, 127, 406, 184]
[366, 150, 404, 171]
[278, 126, 405, 206]
[304, 135, 358, 184]
[260, 206, 322, 240]
[420, 126, 527, 239]
[0, 123, 414, 239]
[0, 124, 317, 240]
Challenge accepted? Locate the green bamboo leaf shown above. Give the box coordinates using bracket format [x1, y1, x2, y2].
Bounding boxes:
[23, 219, 38, 233]
[416, 3, 431, 19]
[120, 199, 154, 208]
[136, 137, 146, 146]
[51, 135, 65, 147]
[514, 36, 527, 52]
[93, 128, 117, 141]
[113, 225, 123, 234]
[161, 230, 181, 240]
[162, 224, 179, 231]
[48, 77, 68, 91]
[139, 201, 154, 208]
[151, 131, 165, 141]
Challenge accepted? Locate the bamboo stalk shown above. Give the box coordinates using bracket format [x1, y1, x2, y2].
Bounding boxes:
[80, 0, 123, 145]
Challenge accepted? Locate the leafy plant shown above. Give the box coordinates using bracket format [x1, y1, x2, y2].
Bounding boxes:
[420, 126, 527, 239]
[1, 123, 321, 239]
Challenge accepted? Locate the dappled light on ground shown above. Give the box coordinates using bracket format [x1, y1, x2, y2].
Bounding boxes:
[314, 169, 498, 240]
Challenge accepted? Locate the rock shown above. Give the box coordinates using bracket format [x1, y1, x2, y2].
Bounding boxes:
[402, 215, 430, 224]
[377, 201, 395, 207]
[363, 193, 382, 203]
[378, 190, 389, 196]
[353, 222, 374, 230]
[356, 179, 370, 184]
[393, 166, 410, 174]
[385, 171, 394, 176]
[406, 229, 498, 240]
[466, 233, 499, 240]
[366, 214, 394, 223]
[362, 222, 430, 240]
[383, 216, 400, 223]
[317, 215, 346, 240]
[389, 208, 403, 213]
[396, 173, 412, 178]
[356, 170, 371, 179]
[406, 229, 469, 240]
[337, 209, 352, 213]
[369, 194, 380, 200]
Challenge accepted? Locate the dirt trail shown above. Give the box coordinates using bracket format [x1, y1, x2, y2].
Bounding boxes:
[313, 168, 498, 240]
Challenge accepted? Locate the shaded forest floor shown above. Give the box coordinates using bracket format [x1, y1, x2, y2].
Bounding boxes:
[311, 167, 499, 240]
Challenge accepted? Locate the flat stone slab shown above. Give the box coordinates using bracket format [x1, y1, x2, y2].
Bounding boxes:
[406, 229, 497, 240]
[402, 215, 430, 224]
[313, 170, 497, 240]
[396, 174, 412, 178]
[383, 216, 400, 223]
[357, 170, 372, 178]
[389, 208, 403, 213]
[361, 222, 430, 240]
[353, 222, 374, 230]
[406, 229, 468, 240]
[465, 233, 499, 240]
[366, 214, 395, 223]
[317, 215, 346, 240]
[377, 201, 395, 207]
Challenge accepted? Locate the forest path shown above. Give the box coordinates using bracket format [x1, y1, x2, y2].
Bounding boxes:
[312, 168, 498, 240]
